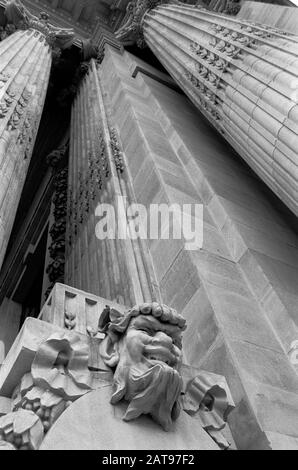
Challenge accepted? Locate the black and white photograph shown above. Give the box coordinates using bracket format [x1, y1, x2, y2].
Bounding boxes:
[0, 0, 297, 454]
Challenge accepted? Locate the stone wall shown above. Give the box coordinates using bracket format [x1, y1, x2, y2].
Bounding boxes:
[96, 47, 298, 449]
[238, 1, 298, 33]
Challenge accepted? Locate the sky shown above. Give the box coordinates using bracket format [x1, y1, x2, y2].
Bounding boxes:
[290, 0, 298, 5]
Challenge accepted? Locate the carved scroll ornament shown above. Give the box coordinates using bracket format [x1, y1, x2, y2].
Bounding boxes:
[0, 331, 92, 450]
[182, 371, 235, 449]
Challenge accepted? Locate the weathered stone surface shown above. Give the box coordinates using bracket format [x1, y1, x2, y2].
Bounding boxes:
[238, 2, 298, 34]
[0, 396, 11, 416]
[244, 380, 298, 439]
[265, 432, 298, 450]
[40, 386, 218, 450]
[0, 298, 22, 363]
[96, 47, 298, 449]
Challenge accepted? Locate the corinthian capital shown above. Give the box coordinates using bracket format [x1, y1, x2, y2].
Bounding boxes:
[4, 0, 74, 49]
[115, 0, 169, 47]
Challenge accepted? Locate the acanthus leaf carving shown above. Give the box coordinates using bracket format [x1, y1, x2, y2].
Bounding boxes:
[4, 0, 75, 50]
[115, 0, 169, 46]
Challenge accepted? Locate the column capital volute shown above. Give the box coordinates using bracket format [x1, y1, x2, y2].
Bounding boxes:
[115, 0, 172, 47]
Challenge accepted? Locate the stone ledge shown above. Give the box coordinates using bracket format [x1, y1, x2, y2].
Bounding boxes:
[39, 282, 126, 335]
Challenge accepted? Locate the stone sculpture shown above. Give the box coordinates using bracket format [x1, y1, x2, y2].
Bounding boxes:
[99, 302, 186, 431]
[0, 292, 235, 450]
[39, 302, 234, 450]
[98, 303, 235, 447]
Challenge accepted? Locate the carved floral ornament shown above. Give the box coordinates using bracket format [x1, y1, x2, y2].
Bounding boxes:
[0, 67, 41, 159]
[182, 17, 291, 127]
[68, 125, 112, 243]
[44, 144, 69, 300]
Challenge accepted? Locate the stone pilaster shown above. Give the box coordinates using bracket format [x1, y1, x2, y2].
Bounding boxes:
[0, 29, 52, 269]
[65, 60, 161, 306]
[116, 2, 298, 217]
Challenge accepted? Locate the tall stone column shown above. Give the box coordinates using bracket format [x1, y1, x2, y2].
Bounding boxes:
[116, 2, 298, 217]
[0, 28, 52, 269]
[65, 60, 161, 306]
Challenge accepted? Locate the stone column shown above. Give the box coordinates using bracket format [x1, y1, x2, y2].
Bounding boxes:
[65, 60, 160, 306]
[0, 29, 52, 269]
[116, 2, 298, 217]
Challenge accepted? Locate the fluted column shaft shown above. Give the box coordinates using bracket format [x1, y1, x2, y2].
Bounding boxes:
[140, 4, 298, 216]
[66, 61, 159, 306]
[0, 29, 52, 268]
